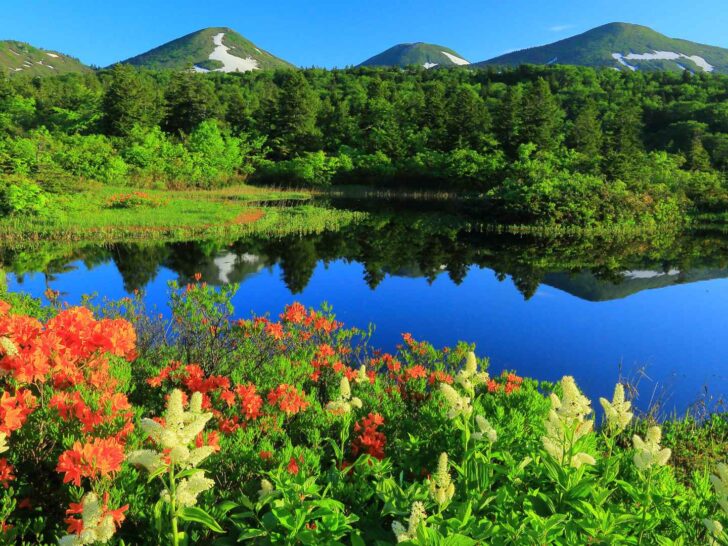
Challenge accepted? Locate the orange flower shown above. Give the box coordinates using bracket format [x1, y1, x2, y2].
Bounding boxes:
[0, 458, 15, 488]
[0, 389, 37, 435]
[280, 302, 307, 324]
[265, 322, 284, 341]
[352, 413, 386, 460]
[267, 384, 309, 415]
[147, 361, 182, 387]
[405, 365, 427, 381]
[219, 389, 235, 407]
[195, 431, 221, 453]
[235, 384, 263, 420]
[428, 371, 454, 385]
[64, 493, 128, 536]
[56, 437, 125, 486]
[287, 457, 299, 475]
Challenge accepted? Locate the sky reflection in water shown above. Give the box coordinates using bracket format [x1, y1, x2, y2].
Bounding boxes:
[9, 249, 728, 417]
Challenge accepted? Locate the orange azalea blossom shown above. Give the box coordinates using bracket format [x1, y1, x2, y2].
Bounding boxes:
[404, 365, 427, 381]
[147, 361, 264, 434]
[264, 321, 285, 341]
[0, 458, 15, 488]
[310, 343, 342, 382]
[0, 388, 37, 435]
[352, 413, 386, 460]
[307, 314, 340, 334]
[0, 305, 136, 389]
[219, 389, 236, 407]
[56, 437, 125, 486]
[146, 361, 182, 387]
[287, 456, 300, 475]
[372, 353, 401, 374]
[487, 372, 524, 395]
[64, 492, 128, 536]
[280, 302, 307, 324]
[428, 371, 454, 385]
[50, 391, 134, 436]
[235, 383, 263, 420]
[267, 384, 310, 415]
[181, 364, 230, 394]
[218, 415, 241, 434]
[195, 430, 221, 453]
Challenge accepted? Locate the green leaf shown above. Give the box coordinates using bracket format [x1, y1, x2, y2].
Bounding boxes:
[147, 465, 168, 483]
[566, 479, 596, 501]
[234, 528, 268, 540]
[176, 468, 204, 480]
[178, 506, 224, 533]
[442, 534, 477, 546]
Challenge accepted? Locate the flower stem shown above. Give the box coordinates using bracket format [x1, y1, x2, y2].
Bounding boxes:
[169, 464, 179, 546]
[638, 469, 654, 544]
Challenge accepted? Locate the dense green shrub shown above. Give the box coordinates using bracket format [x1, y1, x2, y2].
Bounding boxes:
[256, 151, 351, 187]
[0, 176, 47, 216]
[53, 134, 128, 183]
[186, 120, 245, 187]
[487, 145, 686, 227]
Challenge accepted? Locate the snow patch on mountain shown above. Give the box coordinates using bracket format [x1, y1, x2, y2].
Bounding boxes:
[624, 269, 680, 280]
[682, 55, 714, 72]
[46, 52, 59, 58]
[612, 53, 637, 71]
[441, 51, 469, 65]
[547, 57, 558, 65]
[423, 62, 438, 69]
[209, 32, 259, 72]
[612, 50, 714, 72]
[195, 32, 260, 73]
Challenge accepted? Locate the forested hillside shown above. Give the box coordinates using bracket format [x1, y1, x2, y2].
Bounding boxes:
[2, 63, 728, 227]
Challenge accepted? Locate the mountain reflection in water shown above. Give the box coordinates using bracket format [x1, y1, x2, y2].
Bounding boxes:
[4, 209, 728, 416]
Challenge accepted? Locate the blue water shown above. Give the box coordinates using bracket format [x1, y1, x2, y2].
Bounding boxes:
[9, 256, 728, 416]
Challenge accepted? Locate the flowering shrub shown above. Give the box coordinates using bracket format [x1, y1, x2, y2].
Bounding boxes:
[0, 284, 725, 545]
[106, 192, 161, 209]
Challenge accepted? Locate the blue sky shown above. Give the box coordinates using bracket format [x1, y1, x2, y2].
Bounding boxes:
[4, 0, 728, 68]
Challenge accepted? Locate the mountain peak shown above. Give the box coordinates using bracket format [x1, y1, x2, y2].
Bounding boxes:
[359, 42, 470, 69]
[0, 40, 90, 76]
[120, 27, 293, 72]
[475, 22, 728, 74]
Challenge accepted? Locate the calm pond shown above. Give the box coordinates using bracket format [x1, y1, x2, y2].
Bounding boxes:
[4, 199, 728, 416]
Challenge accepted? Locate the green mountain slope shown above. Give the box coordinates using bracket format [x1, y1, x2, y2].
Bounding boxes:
[359, 42, 470, 68]
[475, 23, 728, 74]
[0, 40, 90, 76]
[120, 27, 293, 72]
